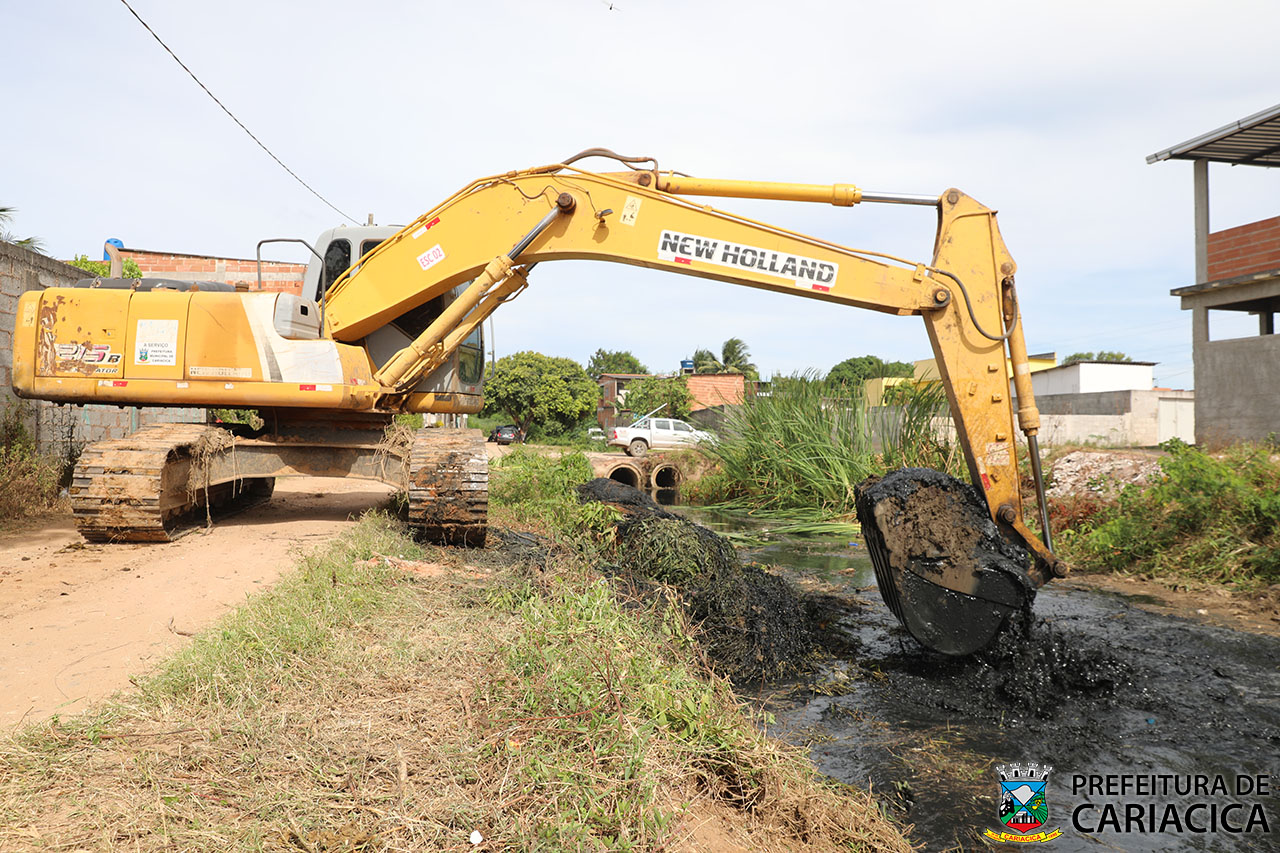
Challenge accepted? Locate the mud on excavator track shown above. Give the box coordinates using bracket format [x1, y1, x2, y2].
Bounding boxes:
[70, 423, 489, 546]
[406, 428, 489, 547]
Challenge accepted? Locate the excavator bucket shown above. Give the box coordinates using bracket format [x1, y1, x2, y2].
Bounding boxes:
[855, 468, 1037, 656]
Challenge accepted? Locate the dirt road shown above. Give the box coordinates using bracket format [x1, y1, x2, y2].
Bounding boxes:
[0, 478, 393, 729]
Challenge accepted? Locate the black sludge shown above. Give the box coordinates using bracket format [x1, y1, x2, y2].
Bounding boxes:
[577, 478, 831, 681]
[855, 468, 1035, 656]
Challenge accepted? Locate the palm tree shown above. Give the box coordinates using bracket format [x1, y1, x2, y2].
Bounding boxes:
[0, 206, 46, 254]
[693, 337, 758, 379]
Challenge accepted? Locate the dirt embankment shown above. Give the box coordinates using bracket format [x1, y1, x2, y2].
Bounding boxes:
[1046, 448, 1280, 637]
[0, 478, 394, 728]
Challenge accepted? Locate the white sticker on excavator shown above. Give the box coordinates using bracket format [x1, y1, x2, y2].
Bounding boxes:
[985, 441, 1011, 468]
[620, 196, 642, 226]
[134, 318, 178, 366]
[656, 230, 838, 291]
[190, 366, 252, 378]
[417, 244, 446, 272]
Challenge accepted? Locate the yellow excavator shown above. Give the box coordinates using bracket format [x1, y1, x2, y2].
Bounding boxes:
[12, 149, 1065, 654]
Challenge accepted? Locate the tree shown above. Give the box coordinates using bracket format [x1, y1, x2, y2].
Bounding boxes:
[0, 205, 45, 254]
[1062, 351, 1132, 365]
[693, 337, 758, 379]
[622, 376, 694, 420]
[586, 348, 648, 379]
[68, 254, 144, 279]
[481, 351, 598, 438]
[826, 354, 914, 388]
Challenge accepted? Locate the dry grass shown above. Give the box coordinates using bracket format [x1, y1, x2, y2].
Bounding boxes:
[0, 514, 909, 852]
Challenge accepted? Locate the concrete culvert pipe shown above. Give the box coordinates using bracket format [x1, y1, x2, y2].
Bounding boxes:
[605, 462, 643, 489]
[650, 464, 682, 489]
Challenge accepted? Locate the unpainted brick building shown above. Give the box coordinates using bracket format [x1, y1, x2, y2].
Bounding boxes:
[1149, 103, 1280, 445]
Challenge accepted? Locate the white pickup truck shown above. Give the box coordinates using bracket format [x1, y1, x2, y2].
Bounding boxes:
[608, 417, 715, 457]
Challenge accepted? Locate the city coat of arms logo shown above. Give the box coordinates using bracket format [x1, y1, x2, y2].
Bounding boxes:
[984, 763, 1063, 843]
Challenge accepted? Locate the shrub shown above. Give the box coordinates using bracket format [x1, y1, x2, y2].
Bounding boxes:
[0, 404, 62, 518]
[697, 373, 959, 518]
[490, 448, 596, 531]
[1058, 440, 1280, 589]
[67, 254, 144, 279]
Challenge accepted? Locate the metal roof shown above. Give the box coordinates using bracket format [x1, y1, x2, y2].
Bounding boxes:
[1146, 103, 1280, 167]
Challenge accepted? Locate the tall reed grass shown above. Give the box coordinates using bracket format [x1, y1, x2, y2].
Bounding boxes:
[696, 373, 961, 518]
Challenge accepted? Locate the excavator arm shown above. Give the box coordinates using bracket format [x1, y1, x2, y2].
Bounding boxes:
[320, 153, 1065, 653]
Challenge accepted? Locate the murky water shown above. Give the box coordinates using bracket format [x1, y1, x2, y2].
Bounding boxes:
[680, 508, 1280, 852]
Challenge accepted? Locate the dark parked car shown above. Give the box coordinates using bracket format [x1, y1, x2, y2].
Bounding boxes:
[488, 424, 522, 445]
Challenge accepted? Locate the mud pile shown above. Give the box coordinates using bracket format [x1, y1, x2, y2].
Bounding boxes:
[577, 478, 827, 681]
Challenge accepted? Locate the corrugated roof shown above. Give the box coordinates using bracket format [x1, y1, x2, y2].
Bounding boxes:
[1146, 103, 1280, 167]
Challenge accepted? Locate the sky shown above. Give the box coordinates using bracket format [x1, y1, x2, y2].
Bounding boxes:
[5, 0, 1280, 389]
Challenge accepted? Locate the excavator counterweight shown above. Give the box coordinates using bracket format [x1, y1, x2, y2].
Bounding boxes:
[11, 151, 1064, 653]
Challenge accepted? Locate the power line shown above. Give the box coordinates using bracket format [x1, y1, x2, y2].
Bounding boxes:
[117, 0, 358, 225]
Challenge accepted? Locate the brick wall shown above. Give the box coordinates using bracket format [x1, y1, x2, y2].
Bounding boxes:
[118, 248, 306, 294]
[1, 241, 205, 458]
[1207, 216, 1280, 281]
[687, 373, 744, 411]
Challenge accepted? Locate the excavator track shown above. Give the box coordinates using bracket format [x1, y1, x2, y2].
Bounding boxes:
[70, 423, 268, 543]
[406, 427, 488, 547]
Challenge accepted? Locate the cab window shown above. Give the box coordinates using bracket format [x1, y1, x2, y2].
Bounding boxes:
[458, 326, 484, 385]
[654, 419, 672, 431]
[319, 238, 351, 300]
[673, 421, 692, 432]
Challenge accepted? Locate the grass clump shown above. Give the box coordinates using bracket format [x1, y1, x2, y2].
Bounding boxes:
[1057, 440, 1280, 590]
[697, 373, 960, 520]
[142, 514, 424, 710]
[490, 447, 622, 544]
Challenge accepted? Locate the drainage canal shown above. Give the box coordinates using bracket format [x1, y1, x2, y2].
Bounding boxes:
[677, 508, 1280, 853]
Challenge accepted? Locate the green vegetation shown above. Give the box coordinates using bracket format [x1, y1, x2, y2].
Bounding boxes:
[491, 448, 600, 532]
[586, 348, 648, 378]
[1, 500, 907, 850]
[696, 374, 959, 519]
[1055, 440, 1280, 590]
[826, 354, 914, 389]
[67, 253, 144, 279]
[693, 337, 758, 380]
[481, 350, 598, 439]
[210, 407, 264, 429]
[1062, 351, 1132, 365]
[0, 403, 64, 519]
[621, 375, 694, 421]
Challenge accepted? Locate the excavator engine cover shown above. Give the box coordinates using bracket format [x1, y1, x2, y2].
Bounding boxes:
[856, 468, 1036, 655]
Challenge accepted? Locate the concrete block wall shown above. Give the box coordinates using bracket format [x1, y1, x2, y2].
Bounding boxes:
[1207, 216, 1280, 281]
[1032, 389, 1195, 447]
[1189, 332, 1280, 445]
[0, 241, 205, 458]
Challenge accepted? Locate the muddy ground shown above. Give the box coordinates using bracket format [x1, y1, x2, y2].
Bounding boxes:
[688, 515, 1280, 853]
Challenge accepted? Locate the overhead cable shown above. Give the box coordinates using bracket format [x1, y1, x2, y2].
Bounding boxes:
[117, 0, 358, 225]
